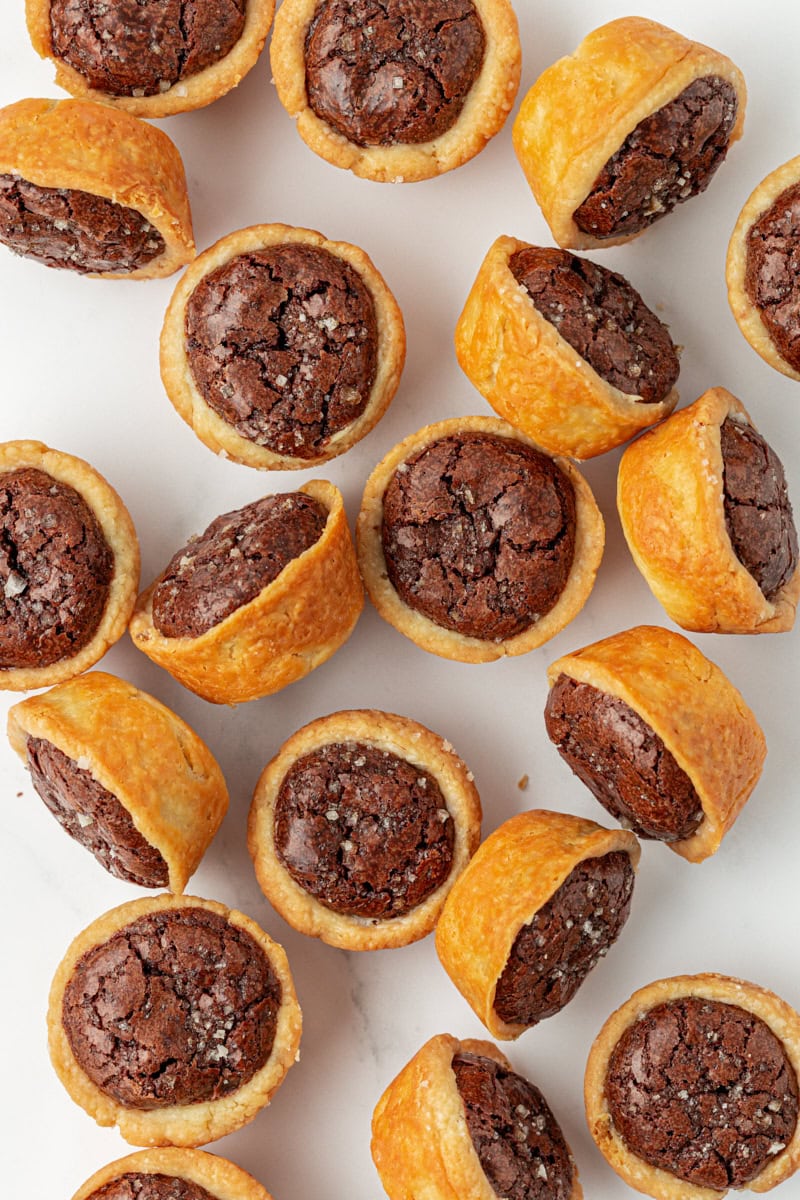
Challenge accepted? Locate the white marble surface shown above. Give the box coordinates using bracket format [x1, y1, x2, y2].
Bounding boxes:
[2, 2, 800, 1197]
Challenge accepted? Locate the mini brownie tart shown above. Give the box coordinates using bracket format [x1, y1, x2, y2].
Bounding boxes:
[585, 974, 800, 1199]
[0, 98, 193, 278]
[0, 440, 139, 691]
[372, 1032, 582, 1200]
[270, 0, 521, 183]
[357, 416, 604, 663]
[26, 0, 275, 118]
[160, 224, 405, 469]
[49, 894, 302, 1147]
[455, 236, 680, 459]
[7, 671, 228, 891]
[617, 388, 800, 634]
[130, 480, 362, 704]
[545, 627, 766, 863]
[513, 18, 745, 251]
[72, 1148, 274, 1200]
[248, 709, 481, 951]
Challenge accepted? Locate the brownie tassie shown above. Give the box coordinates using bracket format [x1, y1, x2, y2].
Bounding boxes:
[513, 17, 745, 251]
[372, 1033, 582, 1200]
[26, 0, 275, 118]
[617, 388, 800, 634]
[455, 237, 680, 459]
[585, 974, 800, 1199]
[270, 0, 521, 182]
[248, 709, 481, 951]
[0, 98, 193, 278]
[130, 481, 362, 704]
[436, 811, 639, 1039]
[49, 894, 302, 1147]
[72, 1149, 275, 1200]
[7, 672, 228, 891]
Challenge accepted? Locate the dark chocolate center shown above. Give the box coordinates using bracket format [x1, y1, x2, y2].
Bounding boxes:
[86, 1173, 218, 1200]
[745, 182, 800, 372]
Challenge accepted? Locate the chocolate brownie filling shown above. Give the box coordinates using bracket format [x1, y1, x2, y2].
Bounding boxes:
[544, 675, 703, 842]
[494, 851, 634, 1028]
[382, 433, 577, 642]
[62, 907, 281, 1109]
[452, 1051, 574, 1200]
[605, 997, 800, 1190]
[273, 741, 454, 919]
[719, 416, 798, 601]
[26, 737, 168, 888]
[0, 467, 114, 670]
[745, 182, 800, 372]
[573, 76, 738, 240]
[185, 243, 378, 459]
[151, 492, 327, 639]
[0, 175, 165, 273]
[86, 1173, 217, 1200]
[49, 0, 246, 97]
[304, 0, 486, 147]
[509, 247, 679, 403]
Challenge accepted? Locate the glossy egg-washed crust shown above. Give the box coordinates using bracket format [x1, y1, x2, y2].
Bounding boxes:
[72, 1148, 275, 1200]
[0, 98, 194, 279]
[48, 893, 303, 1148]
[617, 387, 800, 633]
[547, 626, 767, 863]
[7, 671, 229, 893]
[26, 0, 275, 117]
[372, 1032, 583, 1200]
[436, 810, 640, 1039]
[585, 973, 800, 1200]
[356, 416, 605, 663]
[248, 708, 481, 951]
[454, 235, 679, 459]
[513, 16, 746, 251]
[160, 223, 406, 470]
[726, 155, 800, 381]
[0, 439, 140, 691]
[129, 480, 363, 705]
[269, 0, 521, 182]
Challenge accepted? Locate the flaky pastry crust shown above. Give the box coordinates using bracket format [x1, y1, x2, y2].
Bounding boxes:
[72, 1148, 274, 1200]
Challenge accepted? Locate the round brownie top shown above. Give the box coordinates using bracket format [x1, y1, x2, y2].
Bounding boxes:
[605, 996, 800, 1190]
[62, 907, 281, 1109]
[86, 1174, 217, 1200]
[494, 851, 634, 1029]
[508, 246, 679, 403]
[381, 433, 577, 642]
[0, 467, 114, 670]
[745, 181, 800, 372]
[544, 675, 704, 842]
[273, 740, 455, 919]
[573, 76, 739, 241]
[720, 416, 798, 601]
[151, 492, 328, 639]
[304, 0, 486, 147]
[185, 243, 378, 459]
[452, 1051, 574, 1200]
[49, 0, 246, 97]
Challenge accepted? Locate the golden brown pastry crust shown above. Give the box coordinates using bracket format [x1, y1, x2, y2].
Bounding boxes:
[160, 223, 406, 470]
[26, 0, 274, 118]
[372, 1033, 583, 1200]
[726, 155, 800, 381]
[48, 893, 303, 1148]
[585, 973, 800, 1200]
[0, 98, 194, 279]
[72, 1148, 274, 1200]
[617, 387, 800, 633]
[129, 479, 363, 705]
[248, 708, 481, 951]
[7, 671, 229, 892]
[513, 17, 746, 251]
[356, 416, 605, 663]
[454, 235, 679, 458]
[435, 810, 639, 1038]
[0, 439, 140, 691]
[269, 0, 521, 183]
[547, 626, 767, 863]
